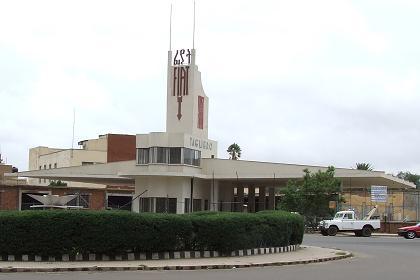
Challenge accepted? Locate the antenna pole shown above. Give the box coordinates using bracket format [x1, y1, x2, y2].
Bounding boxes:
[192, 0, 196, 49]
[71, 108, 75, 158]
[169, 3, 173, 50]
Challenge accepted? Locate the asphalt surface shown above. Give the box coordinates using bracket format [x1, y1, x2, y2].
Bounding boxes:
[0, 234, 418, 280]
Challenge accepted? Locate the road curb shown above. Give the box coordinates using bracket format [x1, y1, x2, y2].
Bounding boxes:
[0, 250, 352, 273]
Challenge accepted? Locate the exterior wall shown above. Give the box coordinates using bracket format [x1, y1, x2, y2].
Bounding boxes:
[79, 136, 107, 151]
[136, 132, 217, 159]
[0, 185, 118, 210]
[134, 176, 211, 214]
[107, 134, 136, 163]
[0, 164, 12, 182]
[29, 149, 107, 188]
[0, 186, 19, 210]
[379, 222, 418, 234]
[29, 147, 64, 171]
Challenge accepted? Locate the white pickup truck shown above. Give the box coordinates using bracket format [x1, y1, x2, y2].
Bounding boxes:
[319, 206, 380, 237]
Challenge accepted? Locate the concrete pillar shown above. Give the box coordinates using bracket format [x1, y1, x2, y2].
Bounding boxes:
[248, 185, 255, 213]
[268, 187, 275, 210]
[237, 186, 244, 212]
[132, 194, 140, 213]
[259, 186, 266, 211]
[210, 180, 219, 211]
[229, 186, 235, 212]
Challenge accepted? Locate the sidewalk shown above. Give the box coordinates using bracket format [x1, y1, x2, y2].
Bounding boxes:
[337, 232, 398, 237]
[0, 246, 351, 273]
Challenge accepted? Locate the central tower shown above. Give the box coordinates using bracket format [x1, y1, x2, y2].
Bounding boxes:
[166, 48, 209, 139]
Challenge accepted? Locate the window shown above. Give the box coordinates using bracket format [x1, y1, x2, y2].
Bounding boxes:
[193, 150, 201, 166]
[156, 147, 168, 163]
[154, 197, 177, 213]
[137, 148, 149, 164]
[48, 164, 51, 169]
[43, 165, 46, 169]
[204, 200, 209, 211]
[39, 166, 41, 170]
[54, 163, 57, 168]
[169, 148, 182, 164]
[139, 197, 154, 212]
[137, 147, 200, 166]
[184, 198, 191, 213]
[183, 148, 201, 166]
[21, 192, 49, 210]
[193, 199, 202, 212]
[107, 195, 132, 210]
[156, 197, 167, 213]
[67, 193, 90, 208]
[168, 198, 177, 213]
[82, 162, 94, 166]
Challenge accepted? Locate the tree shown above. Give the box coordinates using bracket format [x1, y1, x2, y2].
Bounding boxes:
[397, 172, 420, 188]
[49, 180, 68, 187]
[279, 167, 342, 228]
[356, 163, 373, 171]
[227, 143, 241, 160]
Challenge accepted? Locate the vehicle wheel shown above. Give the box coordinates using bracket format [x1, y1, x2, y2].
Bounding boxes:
[354, 230, 362, 237]
[405, 231, 416, 239]
[362, 226, 372, 237]
[328, 226, 338, 236]
[321, 230, 328, 236]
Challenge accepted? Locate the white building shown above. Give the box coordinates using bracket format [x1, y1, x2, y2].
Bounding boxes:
[20, 48, 416, 213]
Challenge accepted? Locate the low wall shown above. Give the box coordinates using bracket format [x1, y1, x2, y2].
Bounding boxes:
[379, 221, 418, 233]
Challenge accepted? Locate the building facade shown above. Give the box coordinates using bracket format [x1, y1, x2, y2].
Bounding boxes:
[20, 48, 416, 216]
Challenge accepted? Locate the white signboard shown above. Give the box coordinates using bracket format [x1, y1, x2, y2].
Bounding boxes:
[371, 185, 388, 202]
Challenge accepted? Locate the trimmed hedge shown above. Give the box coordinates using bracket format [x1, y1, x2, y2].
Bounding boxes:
[0, 210, 303, 256]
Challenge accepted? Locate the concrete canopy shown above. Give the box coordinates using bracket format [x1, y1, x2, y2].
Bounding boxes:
[19, 158, 415, 190]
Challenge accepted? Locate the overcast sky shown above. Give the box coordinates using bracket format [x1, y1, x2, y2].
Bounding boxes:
[1, 0, 419, 174]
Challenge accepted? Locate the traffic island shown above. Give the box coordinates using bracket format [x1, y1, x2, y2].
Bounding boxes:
[0, 246, 352, 273]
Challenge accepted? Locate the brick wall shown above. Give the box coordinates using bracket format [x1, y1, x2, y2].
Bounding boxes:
[0, 185, 109, 211]
[107, 134, 136, 163]
[379, 221, 418, 234]
[0, 187, 19, 210]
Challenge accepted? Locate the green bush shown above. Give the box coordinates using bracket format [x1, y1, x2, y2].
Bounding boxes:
[0, 210, 303, 256]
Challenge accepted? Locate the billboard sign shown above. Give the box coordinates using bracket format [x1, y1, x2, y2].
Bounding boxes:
[371, 185, 388, 202]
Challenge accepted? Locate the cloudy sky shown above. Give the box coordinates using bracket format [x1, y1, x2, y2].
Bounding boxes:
[1, 0, 419, 174]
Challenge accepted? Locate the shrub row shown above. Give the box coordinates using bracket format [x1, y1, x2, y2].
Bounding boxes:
[0, 210, 303, 256]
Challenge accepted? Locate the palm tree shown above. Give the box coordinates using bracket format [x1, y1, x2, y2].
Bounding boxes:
[227, 143, 241, 160]
[356, 163, 373, 171]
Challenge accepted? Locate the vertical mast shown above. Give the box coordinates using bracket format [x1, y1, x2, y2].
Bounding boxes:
[169, 3, 173, 51]
[192, 0, 196, 49]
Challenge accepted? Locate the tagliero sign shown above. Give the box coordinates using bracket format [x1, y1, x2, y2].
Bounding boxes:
[371, 185, 388, 203]
[189, 137, 213, 151]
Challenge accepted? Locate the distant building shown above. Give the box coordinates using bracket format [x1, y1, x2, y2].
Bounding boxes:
[28, 133, 136, 187]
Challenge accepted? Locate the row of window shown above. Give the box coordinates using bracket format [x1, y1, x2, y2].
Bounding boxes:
[139, 197, 209, 214]
[39, 163, 57, 170]
[137, 147, 201, 166]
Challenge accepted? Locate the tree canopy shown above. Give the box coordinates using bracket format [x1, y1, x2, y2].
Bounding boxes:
[397, 171, 420, 188]
[227, 143, 241, 160]
[279, 166, 342, 225]
[356, 163, 373, 171]
[48, 180, 68, 187]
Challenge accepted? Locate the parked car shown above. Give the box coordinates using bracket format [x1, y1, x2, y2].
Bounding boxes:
[397, 223, 420, 239]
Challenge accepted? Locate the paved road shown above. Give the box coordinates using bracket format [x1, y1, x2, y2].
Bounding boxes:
[0, 234, 418, 280]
